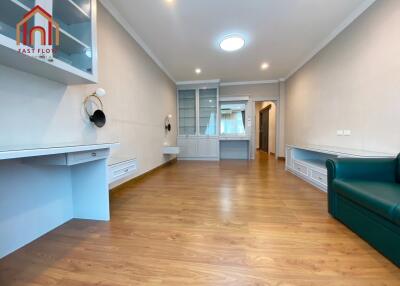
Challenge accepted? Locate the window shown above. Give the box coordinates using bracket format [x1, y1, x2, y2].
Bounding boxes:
[220, 102, 246, 136]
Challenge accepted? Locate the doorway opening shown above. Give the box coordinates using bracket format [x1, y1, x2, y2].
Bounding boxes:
[255, 101, 277, 157]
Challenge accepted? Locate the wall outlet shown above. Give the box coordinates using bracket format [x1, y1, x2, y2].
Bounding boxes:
[343, 130, 352, 136]
[337, 130, 344, 136]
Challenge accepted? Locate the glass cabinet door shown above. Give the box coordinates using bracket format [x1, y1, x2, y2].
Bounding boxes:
[52, 0, 93, 74]
[178, 89, 196, 135]
[199, 88, 217, 136]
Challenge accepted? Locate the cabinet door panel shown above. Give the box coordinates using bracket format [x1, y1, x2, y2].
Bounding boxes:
[178, 138, 198, 158]
[52, 0, 93, 74]
[198, 138, 218, 158]
[178, 90, 196, 136]
[199, 88, 217, 136]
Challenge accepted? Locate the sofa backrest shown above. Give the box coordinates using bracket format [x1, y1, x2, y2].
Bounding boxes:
[397, 154, 400, 183]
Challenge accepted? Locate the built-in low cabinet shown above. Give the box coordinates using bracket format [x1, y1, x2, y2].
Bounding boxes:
[108, 159, 137, 184]
[286, 146, 336, 192]
[286, 145, 395, 192]
[178, 137, 219, 160]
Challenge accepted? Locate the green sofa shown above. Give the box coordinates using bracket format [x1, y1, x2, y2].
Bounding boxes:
[326, 156, 400, 267]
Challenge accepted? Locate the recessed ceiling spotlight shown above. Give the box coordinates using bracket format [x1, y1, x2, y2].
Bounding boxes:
[165, 0, 174, 3]
[195, 68, 202, 74]
[261, 62, 269, 70]
[220, 35, 245, 52]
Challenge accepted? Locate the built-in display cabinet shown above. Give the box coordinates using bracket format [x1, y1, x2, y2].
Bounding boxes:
[0, 0, 97, 84]
[177, 84, 219, 160]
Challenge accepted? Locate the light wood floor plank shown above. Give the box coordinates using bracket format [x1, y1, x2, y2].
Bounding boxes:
[0, 152, 398, 285]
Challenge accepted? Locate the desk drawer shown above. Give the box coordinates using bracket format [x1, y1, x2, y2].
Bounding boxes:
[293, 161, 308, 176]
[109, 159, 137, 183]
[67, 149, 109, 165]
[311, 169, 327, 186]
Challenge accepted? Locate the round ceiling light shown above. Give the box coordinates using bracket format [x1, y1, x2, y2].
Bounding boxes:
[261, 62, 269, 70]
[220, 36, 245, 52]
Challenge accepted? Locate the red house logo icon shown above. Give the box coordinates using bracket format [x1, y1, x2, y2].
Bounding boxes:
[16, 5, 60, 46]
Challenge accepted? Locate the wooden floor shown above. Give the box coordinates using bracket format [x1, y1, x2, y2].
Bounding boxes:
[0, 152, 399, 285]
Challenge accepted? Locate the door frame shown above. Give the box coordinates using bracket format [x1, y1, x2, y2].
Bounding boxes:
[259, 104, 271, 153]
[252, 99, 279, 160]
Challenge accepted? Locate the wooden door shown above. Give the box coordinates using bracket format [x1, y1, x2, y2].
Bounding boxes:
[259, 105, 271, 153]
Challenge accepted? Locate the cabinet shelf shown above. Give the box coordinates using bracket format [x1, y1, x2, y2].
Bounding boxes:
[58, 28, 90, 55]
[18, 0, 34, 8]
[54, 0, 90, 25]
[0, 1, 31, 39]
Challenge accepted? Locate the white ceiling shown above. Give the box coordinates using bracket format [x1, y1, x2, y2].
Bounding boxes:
[101, 0, 375, 83]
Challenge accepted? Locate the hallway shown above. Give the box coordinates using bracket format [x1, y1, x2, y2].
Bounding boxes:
[1, 153, 399, 285]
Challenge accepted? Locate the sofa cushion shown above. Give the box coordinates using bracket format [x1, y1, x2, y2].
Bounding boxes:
[333, 179, 400, 225]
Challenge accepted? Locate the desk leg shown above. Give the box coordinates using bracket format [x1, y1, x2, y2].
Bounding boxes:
[71, 159, 110, 221]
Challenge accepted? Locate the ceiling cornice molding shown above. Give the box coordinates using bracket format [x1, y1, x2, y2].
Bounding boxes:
[99, 0, 176, 83]
[220, 80, 279, 87]
[284, 0, 376, 81]
[176, 79, 221, 85]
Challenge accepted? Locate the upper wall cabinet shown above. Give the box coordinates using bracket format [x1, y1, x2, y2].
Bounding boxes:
[0, 0, 98, 84]
[178, 85, 219, 137]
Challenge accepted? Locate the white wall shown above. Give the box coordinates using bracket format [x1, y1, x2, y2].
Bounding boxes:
[0, 4, 177, 181]
[285, 0, 400, 154]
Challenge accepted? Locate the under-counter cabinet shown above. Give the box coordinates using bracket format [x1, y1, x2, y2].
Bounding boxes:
[177, 84, 219, 160]
[0, 0, 97, 84]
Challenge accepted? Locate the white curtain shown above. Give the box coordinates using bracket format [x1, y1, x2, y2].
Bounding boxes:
[221, 111, 245, 135]
[204, 113, 216, 135]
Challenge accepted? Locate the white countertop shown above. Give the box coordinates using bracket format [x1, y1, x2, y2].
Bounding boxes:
[287, 144, 396, 158]
[219, 137, 251, 141]
[0, 142, 120, 160]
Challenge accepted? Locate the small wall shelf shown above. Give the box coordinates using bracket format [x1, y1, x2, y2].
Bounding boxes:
[163, 146, 180, 155]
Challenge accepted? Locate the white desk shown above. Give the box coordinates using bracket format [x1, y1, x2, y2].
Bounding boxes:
[0, 143, 118, 258]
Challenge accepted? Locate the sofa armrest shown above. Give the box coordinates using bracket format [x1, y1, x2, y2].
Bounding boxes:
[326, 158, 397, 216]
